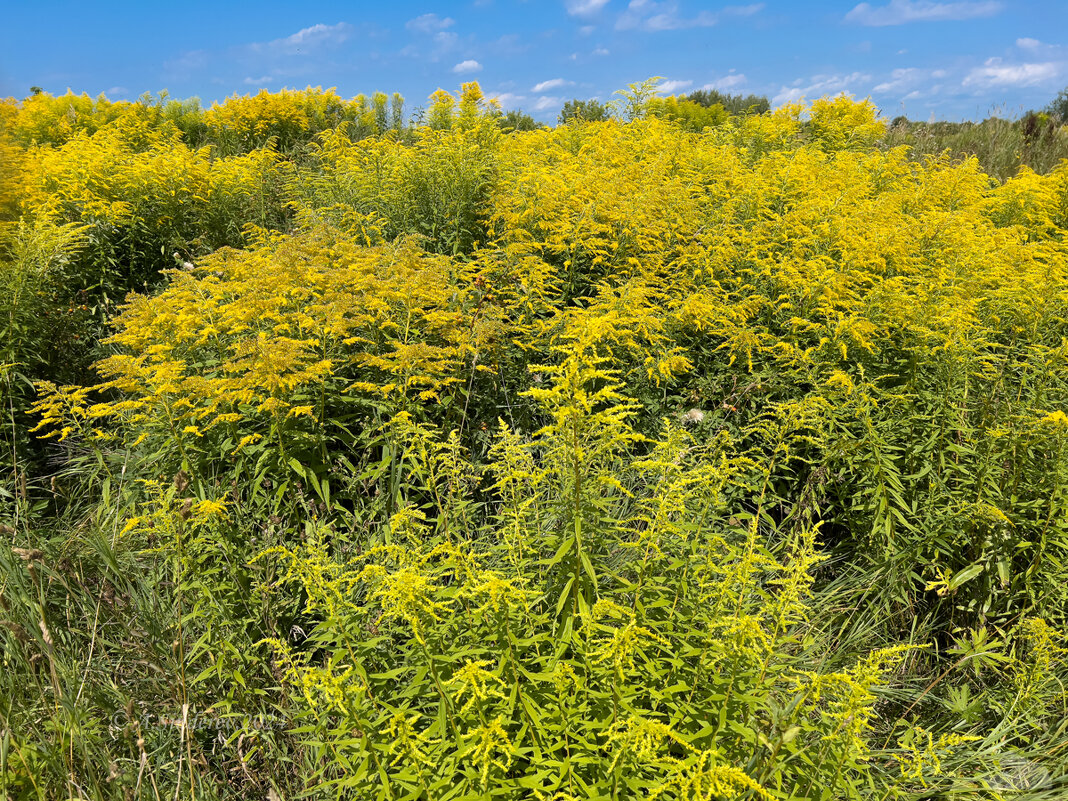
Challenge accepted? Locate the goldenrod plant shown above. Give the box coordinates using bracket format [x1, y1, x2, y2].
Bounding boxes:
[2, 84, 1067, 799]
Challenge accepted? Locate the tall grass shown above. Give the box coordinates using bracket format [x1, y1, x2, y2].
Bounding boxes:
[881, 114, 1068, 181]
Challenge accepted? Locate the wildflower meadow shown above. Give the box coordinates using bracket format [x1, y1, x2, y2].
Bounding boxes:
[1, 83, 1067, 799]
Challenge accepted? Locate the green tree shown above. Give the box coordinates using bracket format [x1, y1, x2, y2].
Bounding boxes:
[1045, 86, 1068, 122]
[686, 88, 769, 115]
[559, 98, 610, 124]
[496, 109, 542, 133]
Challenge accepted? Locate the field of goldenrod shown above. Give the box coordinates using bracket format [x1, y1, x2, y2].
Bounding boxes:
[1, 85, 1067, 800]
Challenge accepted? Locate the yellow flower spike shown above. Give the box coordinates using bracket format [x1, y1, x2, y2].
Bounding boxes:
[386, 712, 440, 769]
[448, 660, 506, 714]
[192, 499, 229, 522]
[460, 715, 514, 788]
[1040, 410, 1068, 428]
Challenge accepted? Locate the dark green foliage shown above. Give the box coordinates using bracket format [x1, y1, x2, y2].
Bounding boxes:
[1045, 86, 1068, 122]
[495, 109, 543, 133]
[686, 88, 770, 115]
[559, 98, 611, 124]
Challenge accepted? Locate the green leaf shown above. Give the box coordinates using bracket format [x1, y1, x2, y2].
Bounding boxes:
[948, 563, 985, 591]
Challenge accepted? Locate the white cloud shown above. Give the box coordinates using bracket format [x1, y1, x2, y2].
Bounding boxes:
[657, 79, 693, 94]
[962, 57, 1060, 88]
[579, 25, 596, 35]
[406, 13, 455, 33]
[1017, 37, 1042, 50]
[869, 66, 948, 99]
[845, 0, 1001, 26]
[772, 72, 871, 106]
[566, 0, 611, 16]
[872, 67, 926, 93]
[105, 86, 128, 97]
[435, 31, 459, 49]
[702, 72, 747, 91]
[284, 23, 348, 46]
[492, 92, 527, 108]
[243, 75, 273, 86]
[723, 4, 764, 18]
[533, 95, 564, 112]
[532, 78, 574, 92]
[167, 23, 352, 81]
[401, 28, 461, 61]
[491, 34, 523, 52]
[164, 49, 210, 78]
[453, 59, 483, 74]
[617, 1, 762, 31]
[593, 46, 610, 55]
[250, 22, 353, 55]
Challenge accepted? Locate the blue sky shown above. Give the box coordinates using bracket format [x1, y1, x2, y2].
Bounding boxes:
[1, 1, 1065, 122]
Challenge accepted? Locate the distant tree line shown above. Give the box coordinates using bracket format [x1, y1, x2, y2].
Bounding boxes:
[558, 87, 770, 127]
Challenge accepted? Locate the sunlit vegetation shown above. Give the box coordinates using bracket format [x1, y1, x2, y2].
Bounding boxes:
[2, 81, 1068, 800]
[882, 113, 1068, 182]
